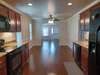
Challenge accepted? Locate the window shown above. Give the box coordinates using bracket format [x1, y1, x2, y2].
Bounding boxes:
[29, 24, 32, 41]
[42, 26, 49, 36]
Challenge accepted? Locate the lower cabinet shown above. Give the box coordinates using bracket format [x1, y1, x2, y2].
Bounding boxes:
[21, 43, 29, 66]
[73, 43, 81, 67]
[73, 42, 88, 75]
[6, 48, 22, 75]
[21, 43, 29, 75]
[81, 47, 88, 75]
[0, 43, 29, 75]
[0, 56, 7, 75]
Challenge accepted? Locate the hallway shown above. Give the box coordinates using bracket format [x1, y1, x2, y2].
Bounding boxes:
[26, 40, 74, 75]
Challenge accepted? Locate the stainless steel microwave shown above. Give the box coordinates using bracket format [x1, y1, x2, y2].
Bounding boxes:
[0, 16, 10, 32]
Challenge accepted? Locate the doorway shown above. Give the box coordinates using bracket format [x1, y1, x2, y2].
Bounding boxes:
[42, 24, 59, 41]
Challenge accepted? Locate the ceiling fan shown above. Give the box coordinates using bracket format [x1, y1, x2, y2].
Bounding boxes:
[43, 14, 60, 22]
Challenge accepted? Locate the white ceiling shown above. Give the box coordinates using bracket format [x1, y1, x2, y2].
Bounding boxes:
[4, 0, 95, 20]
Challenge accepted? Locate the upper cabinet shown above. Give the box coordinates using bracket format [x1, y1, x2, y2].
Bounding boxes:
[79, 2, 100, 41]
[0, 4, 21, 32]
[8, 10, 16, 32]
[79, 10, 90, 40]
[15, 13, 21, 32]
[80, 9, 90, 31]
[90, 2, 100, 12]
[0, 5, 8, 17]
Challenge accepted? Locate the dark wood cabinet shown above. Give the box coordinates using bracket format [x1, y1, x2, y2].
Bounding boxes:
[73, 42, 88, 75]
[73, 43, 81, 67]
[79, 10, 90, 40]
[0, 4, 21, 32]
[90, 2, 100, 12]
[0, 4, 8, 17]
[21, 43, 29, 66]
[8, 10, 16, 32]
[15, 13, 21, 32]
[81, 47, 88, 75]
[80, 10, 90, 31]
[0, 56, 7, 75]
[8, 10, 21, 32]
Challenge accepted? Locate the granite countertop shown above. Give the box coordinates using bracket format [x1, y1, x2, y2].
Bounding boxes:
[0, 52, 7, 57]
[0, 41, 29, 57]
[74, 41, 88, 48]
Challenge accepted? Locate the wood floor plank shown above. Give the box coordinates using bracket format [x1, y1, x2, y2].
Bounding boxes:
[23, 40, 74, 75]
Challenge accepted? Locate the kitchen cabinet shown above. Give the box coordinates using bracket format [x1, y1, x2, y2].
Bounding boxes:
[0, 4, 21, 32]
[6, 47, 22, 75]
[8, 10, 16, 32]
[73, 43, 81, 67]
[73, 42, 89, 75]
[21, 43, 29, 66]
[8, 10, 21, 32]
[0, 4, 8, 17]
[22, 63, 30, 75]
[0, 55, 7, 75]
[80, 10, 90, 31]
[90, 2, 100, 12]
[81, 47, 88, 75]
[9, 10, 21, 32]
[79, 10, 90, 40]
[15, 13, 21, 32]
[79, 2, 100, 41]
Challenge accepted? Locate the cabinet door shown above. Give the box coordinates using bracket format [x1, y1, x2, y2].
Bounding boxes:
[16, 13, 21, 32]
[90, 3, 100, 12]
[21, 43, 29, 66]
[0, 56, 7, 75]
[73, 43, 81, 67]
[8, 10, 16, 32]
[80, 13, 85, 31]
[21, 45, 26, 66]
[25, 43, 29, 61]
[84, 10, 90, 31]
[0, 63, 7, 75]
[81, 47, 88, 75]
[0, 4, 8, 17]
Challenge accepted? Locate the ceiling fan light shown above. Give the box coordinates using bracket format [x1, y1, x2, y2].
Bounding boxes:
[27, 3, 32, 6]
[68, 2, 72, 6]
[48, 20, 54, 24]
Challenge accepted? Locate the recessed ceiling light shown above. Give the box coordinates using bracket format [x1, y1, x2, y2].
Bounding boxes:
[68, 2, 72, 6]
[27, 3, 32, 6]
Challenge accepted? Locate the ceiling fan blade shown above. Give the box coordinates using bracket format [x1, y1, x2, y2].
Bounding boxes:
[54, 18, 60, 21]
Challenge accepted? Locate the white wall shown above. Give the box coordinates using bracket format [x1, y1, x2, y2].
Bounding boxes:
[66, 14, 80, 48]
[21, 14, 31, 42]
[32, 20, 42, 46]
[58, 21, 68, 45]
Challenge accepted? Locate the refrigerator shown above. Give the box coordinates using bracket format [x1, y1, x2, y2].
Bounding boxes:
[89, 8, 100, 75]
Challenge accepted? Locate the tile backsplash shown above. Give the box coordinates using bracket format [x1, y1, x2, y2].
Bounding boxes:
[0, 33, 16, 43]
[83, 31, 89, 41]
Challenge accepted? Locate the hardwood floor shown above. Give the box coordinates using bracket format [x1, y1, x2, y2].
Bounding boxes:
[23, 40, 74, 75]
